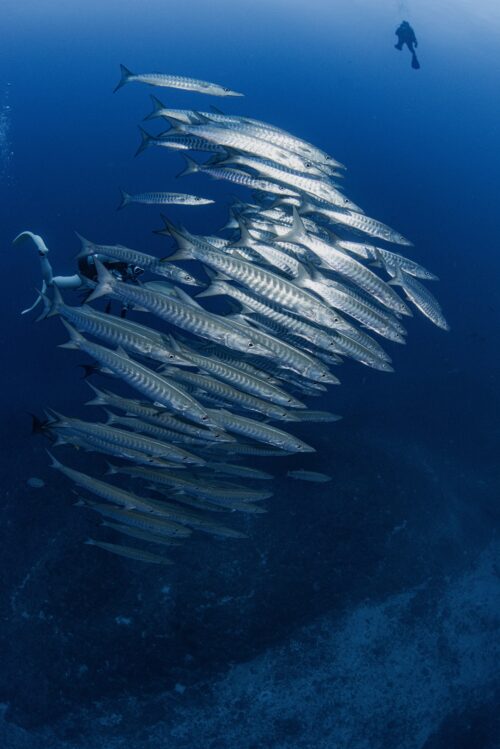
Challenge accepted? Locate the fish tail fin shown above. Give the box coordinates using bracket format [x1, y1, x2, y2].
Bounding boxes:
[113, 64, 134, 93]
[277, 207, 309, 245]
[85, 259, 115, 302]
[74, 232, 97, 260]
[103, 408, 118, 426]
[58, 318, 85, 349]
[117, 188, 131, 210]
[135, 126, 153, 157]
[143, 94, 165, 121]
[46, 449, 63, 470]
[155, 215, 195, 261]
[105, 462, 119, 475]
[84, 382, 107, 405]
[387, 263, 404, 286]
[176, 155, 200, 179]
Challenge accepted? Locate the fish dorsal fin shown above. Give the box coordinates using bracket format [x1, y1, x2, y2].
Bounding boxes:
[293, 262, 312, 288]
[231, 218, 255, 248]
[276, 207, 309, 246]
[173, 287, 205, 310]
[191, 111, 212, 126]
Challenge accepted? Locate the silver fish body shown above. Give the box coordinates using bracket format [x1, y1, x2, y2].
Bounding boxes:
[114, 65, 243, 97]
[118, 189, 214, 209]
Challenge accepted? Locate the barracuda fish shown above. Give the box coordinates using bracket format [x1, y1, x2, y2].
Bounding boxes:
[150, 484, 267, 514]
[48, 452, 191, 534]
[76, 235, 201, 287]
[177, 156, 301, 198]
[197, 280, 343, 356]
[287, 470, 332, 482]
[58, 321, 216, 427]
[146, 96, 343, 168]
[167, 117, 321, 175]
[43, 287, 191, 366]
[86, 260, 269, 358]
[162, 366, 292, 421]
[85, 384, 230, 442]
[204, 462, 273, 480]
[388, 267, 450, 330]
[211, 121, 333, 175]
[230, 223, 301, 278]
[218, 153, 360, 210]
[145, 96, 342, 169]
[277, 210, 411, 317]
[303, 204, 412, 246]
[114, 65, 243, 97]
[198, 350, 281, 384]
[104, 413, 211, 447]
[118, 189, 214, 210]
[167, 336, 305, 408]
[224, 314, 339, 384]
[85, 539, 174, 564]
[101, 477, 250, 536]
[50, 424, 185, 468]
[112, 464, 272, 503]
[49, 411, 204, 465]
[297, 272, 407, 343]
[80, 500, 193, 539]
[135, 128, 227, 157]
[157, 218, 353, 336]
[205, 409, 315, 453]
[101, 522, 183, 547]
[328, 329, 393, 369]
[368, 246, 438, 280]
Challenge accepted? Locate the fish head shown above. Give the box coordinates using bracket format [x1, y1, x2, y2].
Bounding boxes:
[286, 438, 315, 453]
[189, 197, 215, 206]
[305, 365, 340, 385]
[211, 85, 244, 97]
[227, 331, 269, 357]
[171, 267, 204, 287]
[336, 196, 363, 213]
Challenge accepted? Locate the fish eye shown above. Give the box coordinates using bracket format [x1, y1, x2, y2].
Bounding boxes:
[194, 196, 201, 201]
[305, 162, 312, 168]
[248, 342, 254, 348]
[223, 87, 230, 92]
[278, 186, 285, 191]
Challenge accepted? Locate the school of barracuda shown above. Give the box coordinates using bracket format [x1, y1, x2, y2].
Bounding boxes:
[38, 65, 449, 565]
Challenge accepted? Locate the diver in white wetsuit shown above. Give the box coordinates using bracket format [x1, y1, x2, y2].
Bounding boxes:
[14, 231, 143, 317]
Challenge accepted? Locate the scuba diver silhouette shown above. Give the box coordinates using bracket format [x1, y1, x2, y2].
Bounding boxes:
[395, 21, 420, 70]
[13, 230, 143, 317]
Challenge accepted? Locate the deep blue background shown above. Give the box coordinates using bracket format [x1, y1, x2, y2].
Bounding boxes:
[0, 2, 499, 747]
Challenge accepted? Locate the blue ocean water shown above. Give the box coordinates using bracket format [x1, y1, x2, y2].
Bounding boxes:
[0, 1, 499, 747]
